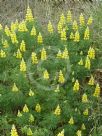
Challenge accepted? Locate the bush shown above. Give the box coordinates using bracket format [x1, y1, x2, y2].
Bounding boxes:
[0, 7, 101, 136]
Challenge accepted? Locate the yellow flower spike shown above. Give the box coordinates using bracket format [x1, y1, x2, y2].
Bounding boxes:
[62, 47, 69, 59]
[26, 6, 34, 22]
[87, 16, 93, 25]
[20, 40, 26, 52]
[82, 93, 88, 103]
[31, 52, 38, 64]
[74, 31, 80, 42]
[17, 110, 22, 117]
[84, 27, 90, 40]
[58, 70, 65, 84]
[3, 40, 9, 48]
[35, 103, 41, 113]
[76, 130, 82, 136]
[70, 32, 74, 40]
[12, 83, 19, 92]
[56, 50, 62, 58]
[54, 85, 60, 92]
[20, 58, 26, 72]
[67, 10, 72, 23]
[11, 124, 19, 136]
[60, 13, 66, 25]
[61, 29, 67, 41]
[11, 22, 17, 32]
[43, 70, 49, 80]
[57, 129, 64, 136]
[85, 56, 91, 70]
[27, 128, 33, 136]
[48, 21, 53, 33]
[10, 32, 18, 44]
[37, 32, 43, 44]
[15, 20, 19, 29]
[41, 48, 47, 60]
[72, 77, 75, 83]
[81, 123, 86, 130]
[29, 89, 34, 96]
[68, 117, 74, 125]
[83, 108, 89, 116]
[30, 26, 36, 36]
[16, 49, 22, 59]
[5, 25, 11, 36]
[0, 49, 6, 58]
[73, 80, 80, 92]
[73, 20, 78, 30]
[93, 83, 100, 97]
[79, 13, 85, 26]
[54, 104, 61, 116]
[29, 114, 34, 123]
[18, 21, 28, 32]
[88, 47, 95, 59]
[78, 58, 83, 65]
[88, 75, 95, 85]
[57, 21, 63, 33]
[23, 104, 29, 113]
[0, 24, 3, 30]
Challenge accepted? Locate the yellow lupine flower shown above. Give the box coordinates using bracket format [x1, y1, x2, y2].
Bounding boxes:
[26, 6, 34, 22]
[11, 124, 19, 136]
[30, 26, 36, 36]
[17, 110, 22, 117]
[58, 70, 65, 84]
[31, 52, 38, 64]
[18, 21, 28, 32]
[10, 32, 18, 44]
[84, 27, 89, 40]
[12, 83, 19, 92]
[5, 25, 11, 36]
[29, 114, 34, 123]
[72, 77, 75, 83]
[57, 21, 63, 33]
[35, 103, 41, 113]
[88, 75, 95, 85]
[74, 31, 80, 42]
[0, 24, 3, 30]
[41, 48, 47, 60]
[54, 104, 61, 116]
[85, 56, 91, 70]
[62, 47, 69, 59]
[37, 32, 43, 44]
[27, 128, 33, 136]
[82, 93, 88, 103]
[43, 70, 49, 80]
[23, 104, 29, 113]
[29, 89, 34, 96]
[83, 108, 88, 116]
[61, 29, 67, 41]
[20, 58, 26, 72]
[67, 10, 72, 23]
[78, 58, 83, 65]
[68, 117, 74, 125]
[73, 20, 78, 30]
[11, 22, 17, 32]
[79, 13, 85, 26]
[93, 83, 100, 97]
[76, 130, 82, 136]
[88, 47, 95, 59]
[87, 16, 93, 25]
[3, 40, 9, 48]
[0, 49, 6, 58]
[16, 49, 22, 59]
[54, 85, 60, 92]
[73, 80, 80, 92]
[57, 50, 62, 58]
[60, 13, 65, 25]
[70, 32, 74, 40]
[57, 129, 64, 136]
[20, 40, 26, 52]
[81, 123, 86, 130]
[48, 21, 53, 33]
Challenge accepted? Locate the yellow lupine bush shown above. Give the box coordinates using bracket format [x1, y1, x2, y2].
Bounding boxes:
[0, 6, 100, 136]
